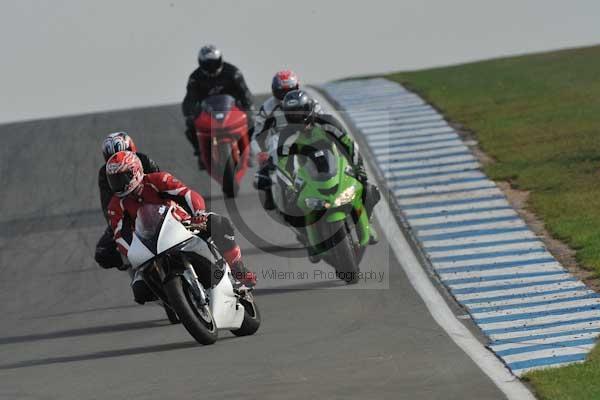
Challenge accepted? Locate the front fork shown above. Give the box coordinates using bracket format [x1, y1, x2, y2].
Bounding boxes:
[182, 259, 208, 306]
[305, 204, 371, 254]
[142, 255, 209, 307]
[354, 205, 371, 247]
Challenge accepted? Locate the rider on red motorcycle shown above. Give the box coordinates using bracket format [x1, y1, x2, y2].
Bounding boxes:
[182, 45, 256, 169]
[105, 151, 257, 290]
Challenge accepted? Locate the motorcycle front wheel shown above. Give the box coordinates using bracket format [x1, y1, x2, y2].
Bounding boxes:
[165, 276, 218, 345]
[219, 144, 239, 198]
[325, 221, 360, 284]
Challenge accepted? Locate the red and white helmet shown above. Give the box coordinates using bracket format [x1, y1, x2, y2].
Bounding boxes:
[271, 70, 300, 101]
[105, 151, 144, 197]
[102, 131, 137, 161]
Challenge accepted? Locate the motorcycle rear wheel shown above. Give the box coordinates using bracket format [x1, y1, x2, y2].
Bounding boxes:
[165, 276, 217, 345]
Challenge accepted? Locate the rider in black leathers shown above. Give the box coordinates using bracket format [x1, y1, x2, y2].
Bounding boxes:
[181, 45, 256, 168]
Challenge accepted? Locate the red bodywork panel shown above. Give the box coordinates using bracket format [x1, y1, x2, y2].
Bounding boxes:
[195, 103, 249, 186]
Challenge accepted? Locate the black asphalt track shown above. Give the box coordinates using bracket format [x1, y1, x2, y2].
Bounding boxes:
[0, 98, 505, 399]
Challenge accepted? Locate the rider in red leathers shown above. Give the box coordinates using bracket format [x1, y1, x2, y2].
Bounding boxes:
[95, 132, 160, 271]
[105, 151, 256, 299]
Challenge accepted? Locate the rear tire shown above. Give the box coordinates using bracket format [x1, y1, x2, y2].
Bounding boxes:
[165, 276, 217, 345]
[230, 294, 261, 337]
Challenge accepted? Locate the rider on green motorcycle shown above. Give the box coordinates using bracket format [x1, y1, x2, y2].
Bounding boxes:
[277, 90, 380, 244]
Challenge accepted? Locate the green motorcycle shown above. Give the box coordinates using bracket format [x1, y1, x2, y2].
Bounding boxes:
[268, 127, 373, 284]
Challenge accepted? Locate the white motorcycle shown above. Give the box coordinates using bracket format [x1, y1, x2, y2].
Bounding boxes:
[127, 203, 260, 345]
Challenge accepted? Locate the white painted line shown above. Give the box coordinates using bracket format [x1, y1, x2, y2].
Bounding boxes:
[475, 299, 600, 321]
[394, 180, 497, 197]
[454, 281, 586, 302]
[489, 317, 600, 341]
[359, 113, 443, 125]
[357, 114, 443, 129]
[376, 144, 470, 161]
[350, 108, 437, 121]
[390, 170, 487, 187]
[466, 289, 596, 311]
[433, 252, 555, 270]
[346, 99, 425, 111]
[409, 207, 517, 226]
[343, 93, 423, 103]
[367, 126, 455, 141]
[382, 155, 478, 172]
[502, 346, 594, 365]
[376, 145, 470, 162]
[428, 240, 547, 258]
[512, 359, 586, 377]
[373, 139, 465, 154]
[385, 162, 482, 180]
[364, 123, 452, 139]
[438, 263, 565, 281]
[446, 271, 567, 291]
[403, 198, 506, 217]
[491, 331, 600, 352]
[422, 231, 538, 249]
[311, 86, 535, 400]
[479, 309, 600, 331]
[373, 133, 459, 147]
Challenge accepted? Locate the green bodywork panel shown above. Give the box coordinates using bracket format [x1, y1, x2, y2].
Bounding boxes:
[272, 126, 371, 248]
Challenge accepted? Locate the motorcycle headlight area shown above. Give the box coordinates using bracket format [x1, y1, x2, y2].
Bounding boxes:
[304, 198, 331, 209]
[333, 185, 357, 207]
[304, 185, 357, 210]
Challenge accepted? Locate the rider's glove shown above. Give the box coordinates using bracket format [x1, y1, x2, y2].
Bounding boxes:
[355, 165, 368, 184]
[191, 211, 210, 231]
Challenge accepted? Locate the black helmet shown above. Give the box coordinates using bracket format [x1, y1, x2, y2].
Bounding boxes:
[198, 45, 223, 77]
[281, 90, 315, 125]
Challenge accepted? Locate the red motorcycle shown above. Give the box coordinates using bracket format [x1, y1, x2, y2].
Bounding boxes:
[195, 95, 250, 197]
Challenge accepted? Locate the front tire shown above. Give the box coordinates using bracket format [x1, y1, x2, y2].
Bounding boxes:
[220, 145, 238, 198]
[165, 276, 217, 345]
[164, 304, 180, 324]
[327, 221, 360, 284]
[230, 294, 261, 337]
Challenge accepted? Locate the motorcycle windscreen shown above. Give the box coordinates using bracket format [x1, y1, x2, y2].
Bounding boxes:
[135, 204, 168, 253]
[200, 95, 236, 119]
[294, 148, 338, 181]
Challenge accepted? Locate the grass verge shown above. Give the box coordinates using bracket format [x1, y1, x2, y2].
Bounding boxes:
[385, 44, 600, 399]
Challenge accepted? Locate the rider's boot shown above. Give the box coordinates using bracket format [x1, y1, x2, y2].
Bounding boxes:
[131, 271, 157, 304]
[223, 246, 257, 288]
[369, 227, 379, 245]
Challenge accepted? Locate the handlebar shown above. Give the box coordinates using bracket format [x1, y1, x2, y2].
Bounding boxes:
[182, 221, 205, 235]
